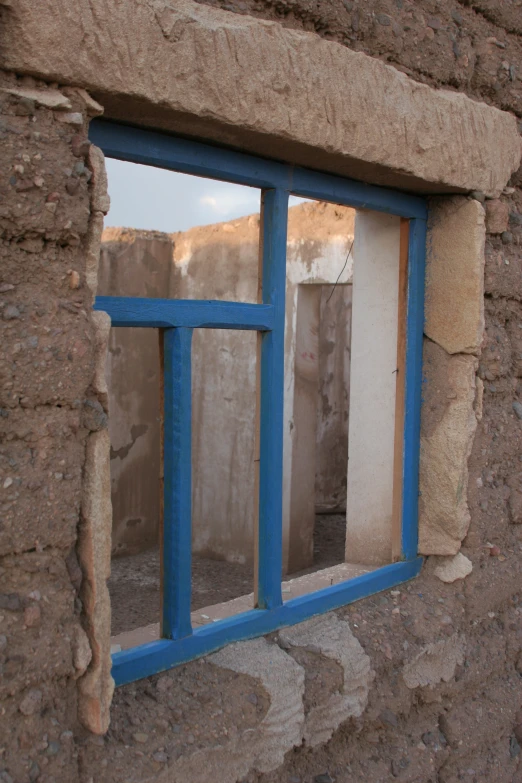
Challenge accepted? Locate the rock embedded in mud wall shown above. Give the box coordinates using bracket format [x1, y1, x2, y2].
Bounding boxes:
[419, 341, 479, 555]
[425, 197, 485, 356]
[433, 552, 473, 583]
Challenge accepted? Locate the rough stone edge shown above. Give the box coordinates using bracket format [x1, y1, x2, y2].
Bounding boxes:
[1, 0, 520, 195]
[278, 614, 374, 748]
[418, 349, 479, 556]
[77, 428, 115, 734]
[76, 126, 115, 734]
[424, 197, 485, 356]
[91, 310, 111, 411]
[154, 638, 305, 782]
[85, 211, 105, 297]
[87, 145, 111, 215]
[419, 196, 485, 557]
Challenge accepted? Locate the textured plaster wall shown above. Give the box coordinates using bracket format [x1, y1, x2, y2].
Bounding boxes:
[0, 0, 522, 781]
[0, 71, 114, 782]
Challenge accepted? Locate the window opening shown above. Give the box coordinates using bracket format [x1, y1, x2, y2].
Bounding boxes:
[91, 119, 426, 685]
[190, 327, 257, 627]
[283, 200, 354, 579]
[104, 326, 162, 638]
[102, 163, 262, 649]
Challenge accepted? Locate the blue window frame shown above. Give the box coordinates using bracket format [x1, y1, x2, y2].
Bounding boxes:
[89, 119, 427, 687]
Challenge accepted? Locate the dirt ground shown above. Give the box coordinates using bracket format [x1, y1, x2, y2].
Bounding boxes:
[109, 513, 347, 635]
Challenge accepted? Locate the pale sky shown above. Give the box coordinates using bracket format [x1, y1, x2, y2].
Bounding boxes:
[105, 158, 306, 233]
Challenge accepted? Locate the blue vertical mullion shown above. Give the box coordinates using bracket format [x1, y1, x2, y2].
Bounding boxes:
[401, 217, 427, 560]
[257, 188, 289, 610]
[162, 327, 193, 639]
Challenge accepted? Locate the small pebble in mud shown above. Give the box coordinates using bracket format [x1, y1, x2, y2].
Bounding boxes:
[3, 305, 20, 320]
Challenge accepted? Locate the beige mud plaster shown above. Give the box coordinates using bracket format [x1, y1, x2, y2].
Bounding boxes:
[278, 614, 373, 748]
[425, 197, 485, 356]
[403, 635, 465, 689]
[85, 212, 105, 296]
[72, 624, 92, 678]
[419, 341, 478, 556]
[152, 639, 304, 783]
[1, 1, 520, 196]
[77, 429, 114, 734]
[88, 145, 110, 215]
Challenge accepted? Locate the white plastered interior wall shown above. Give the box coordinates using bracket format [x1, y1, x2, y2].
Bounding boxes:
[345, 211, 401, 566]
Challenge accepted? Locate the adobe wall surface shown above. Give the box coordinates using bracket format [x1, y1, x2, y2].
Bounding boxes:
[0, 0, 521, 782]
[0, 71, 115, 775]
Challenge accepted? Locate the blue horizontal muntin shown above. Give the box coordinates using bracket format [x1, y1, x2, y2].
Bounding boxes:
[89, 119, 427, 220]
[289, 168, 427, 220]
[112, 557, 423, 686]
[94, 296, 274, 331]
[89, 119, 289, 190]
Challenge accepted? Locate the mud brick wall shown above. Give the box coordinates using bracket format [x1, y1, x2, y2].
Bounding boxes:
[0, 73, 112, 781]
[185, 2, 521, 781]
[0, 1, 521, 782]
